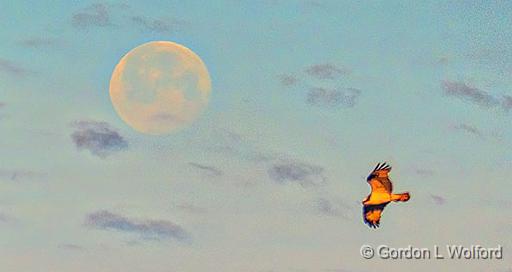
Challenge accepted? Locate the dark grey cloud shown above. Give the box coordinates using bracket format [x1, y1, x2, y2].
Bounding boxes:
[430, 194, 446, 205]
[307, 87, 361, 108]
[314, 198, 351, 218]
[451, 123, 483, 137]
[305, 63, 351, 79]
[71, 120, 128, 158]
[278, 74, 298, 86]
[268, 160, 326, 187]
[188, 162, 223, 177]
[85, 210, 190, 242]
[130, 16, 180, 33]
[0, 58, 32, 77]
[72, 3, 112, 28]
[442, 81, 512, 114]
[441, 80, 499, 108]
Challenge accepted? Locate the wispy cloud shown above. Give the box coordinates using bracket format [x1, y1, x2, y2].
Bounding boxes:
[502, 95, 512, 111]
[307, 87, 361, 108]
[278, 64, 362, 109]
[436, 56, 451, 65]
[430, 194, 446, 205]
[277, 74, 298, 86]
[268, 160, 326, 187]
[173, 202, 207, 214]
[323, 268, 357, 272]
[451, 123, 483, 137]
[71, 3, 183, 34]
[130, 16, 180, 33]
[70, 120, 128, 158]
[201, 128, 272, 162]
[18, 37, 59, 48]
[441, 80, 499, 108]
[0, 169, 46, 182]
[0, 102, 5, 117]
[58, 244, 85, 251]
[305, 63, 351, 79]
[85, 210, 190, 242]
[314, 198, 352, 218]
[0, 58, 33, 77]
[0, 212, 14, 223]
[72, 3, 112, 28]
[414, 168, 434, 177]
[188, 162, 223, 178]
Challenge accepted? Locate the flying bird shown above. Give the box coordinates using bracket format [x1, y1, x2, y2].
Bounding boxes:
[362, 162, 410, 228]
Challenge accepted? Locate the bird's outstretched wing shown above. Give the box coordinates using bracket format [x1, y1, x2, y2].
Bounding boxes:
[367, 162, 393, 193]
[363, 203, 388, 228]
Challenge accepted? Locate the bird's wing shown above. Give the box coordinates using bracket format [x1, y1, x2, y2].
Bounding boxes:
[367, 162, 393, 193]
[363, 203, 388, 228]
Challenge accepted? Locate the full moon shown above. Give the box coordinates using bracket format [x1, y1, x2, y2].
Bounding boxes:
[109, 41, 211, 135]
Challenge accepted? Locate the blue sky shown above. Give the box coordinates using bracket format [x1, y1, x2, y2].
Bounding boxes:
[1, 1, 511, 271]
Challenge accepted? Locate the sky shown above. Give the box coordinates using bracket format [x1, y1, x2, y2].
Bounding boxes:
[1, 1, 512, 271]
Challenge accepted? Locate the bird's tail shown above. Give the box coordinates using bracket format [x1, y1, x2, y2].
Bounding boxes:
[391, 192, 410, 202]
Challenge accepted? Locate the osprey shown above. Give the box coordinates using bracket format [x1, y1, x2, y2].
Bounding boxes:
[362, 162, 410, 228]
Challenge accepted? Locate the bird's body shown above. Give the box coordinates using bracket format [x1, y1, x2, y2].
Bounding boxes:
[362, 162, 410, 228]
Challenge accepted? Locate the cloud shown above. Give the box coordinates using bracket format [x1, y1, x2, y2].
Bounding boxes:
[441, 80, 499, 108]
[0, 169, 46, 182]
[18, 37, 59, 48]
[85, 210, 190, 242]
[72, 3, 111, 28]
[430, 194, 446, 205]
[0, 103, 5, 119]
[0, 213, 14, 223]
[201, 128, 272, 162]
[277, 74, 298, 86]
[307, 87, 361, 108]
[414, 168, 434, 177]
[268, 160, 326, 187]
[305, 63, 351, 79]
[502, 95, 512, 111]
[188, 162, 223, 177]
[58, 244, 85, 251]
[314, 198, 351, 218]
[130, 16, 180, 33]
[70, 120, 128, 158]
[0, 58, 32, 77]
[173, 202, 207, 214]
[71, 3, 183, 34]
[451, 123, 483, 137]
[436, 56, 451, 65]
